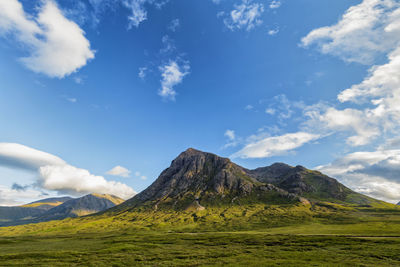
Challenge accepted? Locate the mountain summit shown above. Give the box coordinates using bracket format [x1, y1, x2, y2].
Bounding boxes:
[117, 148, 385, 212]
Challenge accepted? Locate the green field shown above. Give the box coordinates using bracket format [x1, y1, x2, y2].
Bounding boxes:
[1, 203, 400, 266]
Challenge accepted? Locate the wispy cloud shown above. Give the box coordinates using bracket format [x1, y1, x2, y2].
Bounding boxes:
[0, 0, 95, 78]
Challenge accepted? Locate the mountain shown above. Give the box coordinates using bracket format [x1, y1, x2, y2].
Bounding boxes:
[0, 194, 124, 226]
[0, 196, 72, 223]
[36, 193, 124, 221]
[116, 148, 385, 213]
[245, 163, 380, 205]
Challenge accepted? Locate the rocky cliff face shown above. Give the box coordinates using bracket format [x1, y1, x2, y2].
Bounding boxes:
[135, 148, 258, 202]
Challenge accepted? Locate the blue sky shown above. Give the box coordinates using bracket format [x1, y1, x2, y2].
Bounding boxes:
[1, 0, 400, 204]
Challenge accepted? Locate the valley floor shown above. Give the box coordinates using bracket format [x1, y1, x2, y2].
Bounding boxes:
[2, 205, 400, 266]
[1, 229, 400, 266]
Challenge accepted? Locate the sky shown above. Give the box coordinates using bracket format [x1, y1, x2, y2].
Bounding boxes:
[1, 0, 400, 205]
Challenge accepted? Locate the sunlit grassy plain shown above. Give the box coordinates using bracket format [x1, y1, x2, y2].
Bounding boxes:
[2, 202, 400, 266]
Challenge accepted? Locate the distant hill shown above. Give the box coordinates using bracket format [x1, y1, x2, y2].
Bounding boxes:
[0, 194, 124, 226]
[0, 197, 72, 223]
[115, 148, 388, 213]
[35, 193, 124, 221]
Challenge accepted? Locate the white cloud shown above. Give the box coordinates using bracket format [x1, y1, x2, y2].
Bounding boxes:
[159, 60, 190, 100]
[265, 108, 276, 115]
[232, 132, 320, 158]
[301, 0, 400, 64]
[316, 149, 400, 203]
[0, 143, 65, 171]
[269, 0, 281, 9]
[299, 0, 400, 147]
[0, 0, 95, 78]
[304, 106, 380, 146]
[268, 28, 279, 36]
[223, 0, 264, 31]
[168, 18, 180, 32]
[245, 104, 254, 110]
[224, 130, 236, 141]
[106, 165, 131, 177]
[40, 165, 134, 199]
[123, 0, 148, 28]
[138, 66, 147, 79]
[0, 143, 136, 199]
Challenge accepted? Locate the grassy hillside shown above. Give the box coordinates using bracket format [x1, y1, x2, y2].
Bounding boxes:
[1, 202, 400, 265]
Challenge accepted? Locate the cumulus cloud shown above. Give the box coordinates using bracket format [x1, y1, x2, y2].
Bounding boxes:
[0, 0, 95, 78]
[223, 0, 264, 31]
[0, 143, 135, 199]
[232, 132, 320, 158]
[301, 0, 400, 64]
[159, 60, 190, 100]
[316, 149, 400, 203]
[106, 165, 131, 177]
[299, 0, 400, 147]
[39, 165, 134, 199]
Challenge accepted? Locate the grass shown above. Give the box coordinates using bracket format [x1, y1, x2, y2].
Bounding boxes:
[2, 203, 400, 266]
